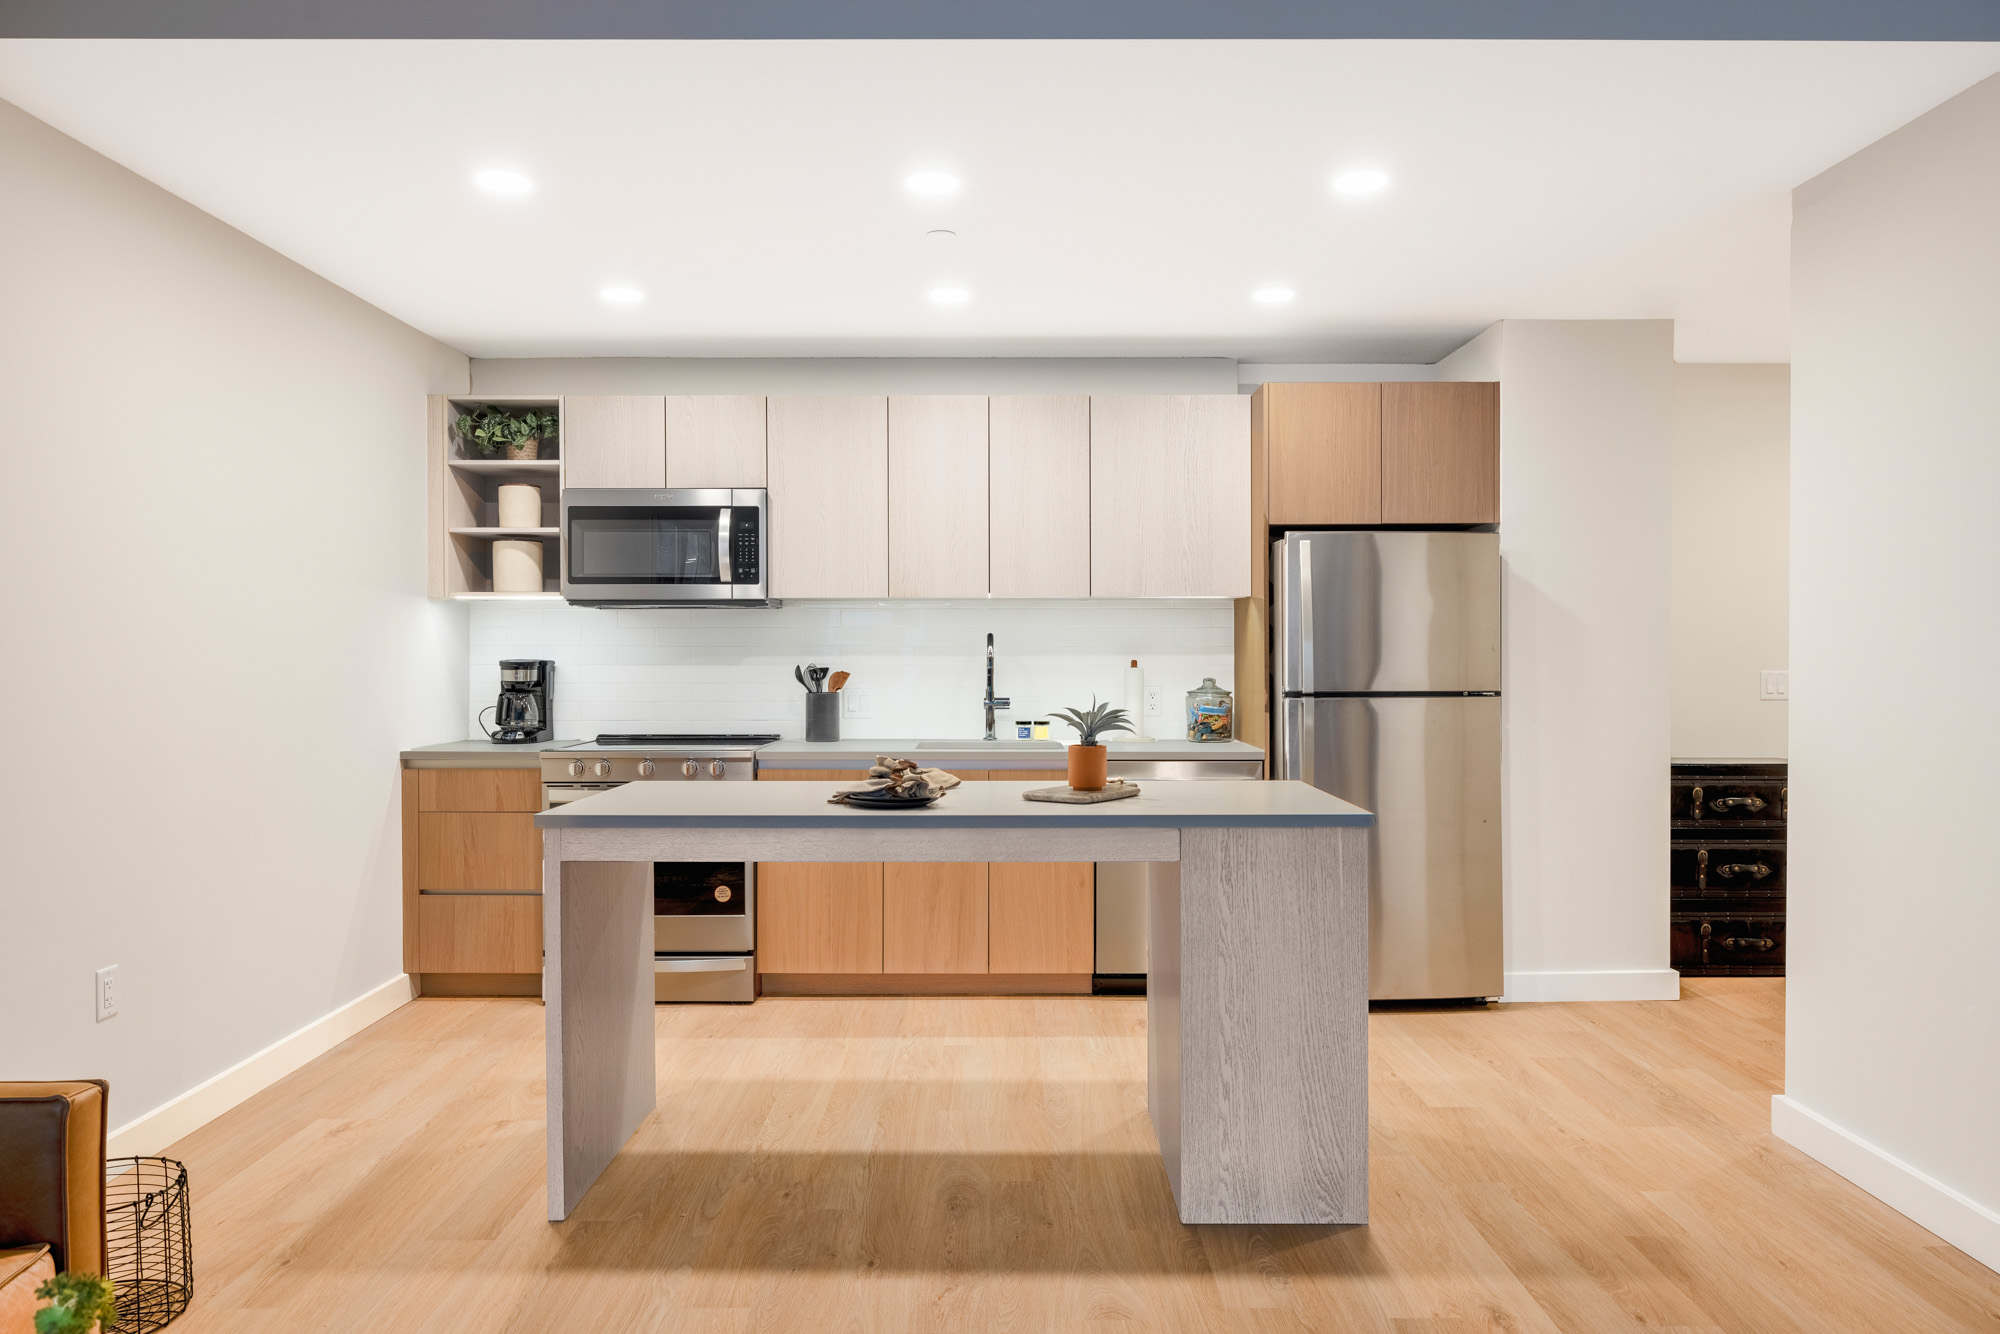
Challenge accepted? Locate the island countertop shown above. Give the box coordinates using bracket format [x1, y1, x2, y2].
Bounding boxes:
[535, 777, 1369, 829]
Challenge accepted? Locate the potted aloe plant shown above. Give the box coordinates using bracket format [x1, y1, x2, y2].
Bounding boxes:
[454, 404, 560, 460]
[1051, 698, 1134, 792]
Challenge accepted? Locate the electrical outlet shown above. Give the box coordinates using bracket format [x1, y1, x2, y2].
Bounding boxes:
[842, 687, 874, 719]
[95, 965, 118, 1021]
[1144, 686, 1163, 717]
[1760, 670, 1790, 702]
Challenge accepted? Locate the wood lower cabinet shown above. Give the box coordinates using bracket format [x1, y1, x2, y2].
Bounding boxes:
[404, 765, 544, 994]
[756, 768, 1093, 992]
[757, 862, 885, 973]
[417, 894, 542, 973]
[989, 862, 1094, 974]
[883, 863, 989, 973]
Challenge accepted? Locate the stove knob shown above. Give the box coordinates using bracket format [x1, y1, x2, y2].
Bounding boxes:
[567, 759, 584, 778]
[592, 759, 612, 778]
[709, 760, 726, 778]
[637, 759, 656, 778]
[683, 759, 698, 778]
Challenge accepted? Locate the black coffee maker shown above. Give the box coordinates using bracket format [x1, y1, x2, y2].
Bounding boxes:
[481, 659, 554, 744]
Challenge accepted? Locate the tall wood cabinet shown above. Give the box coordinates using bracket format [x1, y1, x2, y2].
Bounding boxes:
[402, 766, 544, 996]
[754, 770, 1093, 992]
[1090, 394, 1252, 598]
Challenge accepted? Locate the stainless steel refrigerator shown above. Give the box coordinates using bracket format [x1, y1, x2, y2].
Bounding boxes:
[1272, 531, 1503, 1000]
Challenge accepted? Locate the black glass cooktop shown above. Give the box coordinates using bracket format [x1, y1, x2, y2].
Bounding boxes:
[593, 733, 780, 746]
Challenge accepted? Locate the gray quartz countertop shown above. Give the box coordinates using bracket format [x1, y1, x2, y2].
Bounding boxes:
[401, 739, 580, 768]
[537, 777, 1366, 829]
[753, 738, 1264, 770]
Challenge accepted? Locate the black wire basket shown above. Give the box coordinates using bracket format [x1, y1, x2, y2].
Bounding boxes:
[104, 1156, 191, 1333]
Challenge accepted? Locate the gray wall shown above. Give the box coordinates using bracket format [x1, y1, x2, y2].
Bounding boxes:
[472, 357, 1237, 397]
[1780, 72, 2000, 1269]
[0, 97, 470, 1132]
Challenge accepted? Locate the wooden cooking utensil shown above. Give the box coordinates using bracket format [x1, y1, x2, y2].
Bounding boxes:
[828, 671, 851, 692]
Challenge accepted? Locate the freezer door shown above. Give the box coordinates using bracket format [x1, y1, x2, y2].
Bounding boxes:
[1280, 695, 1502, 1000]
[1274, 531, 1501, 693]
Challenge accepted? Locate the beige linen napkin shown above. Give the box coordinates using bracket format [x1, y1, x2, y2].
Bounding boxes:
[828, 755, 964, 803]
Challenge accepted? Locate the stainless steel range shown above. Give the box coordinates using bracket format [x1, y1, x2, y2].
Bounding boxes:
[542, 733, 776, 1003]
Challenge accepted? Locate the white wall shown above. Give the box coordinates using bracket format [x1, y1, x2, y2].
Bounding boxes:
[1438, 320, 1677, 1001]
[1777, 72, 2000, 1271]
[470, 599, 1232, 742]
[1671, 364, 1790, 760]
[0, 98, 470, 1140]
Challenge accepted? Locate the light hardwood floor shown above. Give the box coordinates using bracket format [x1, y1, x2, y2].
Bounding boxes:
[159, 981, 1998, 1332]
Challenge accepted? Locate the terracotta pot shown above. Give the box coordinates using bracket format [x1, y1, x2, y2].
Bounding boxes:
[1067, 744, 1108, 791]
[505, 437, 540, 461]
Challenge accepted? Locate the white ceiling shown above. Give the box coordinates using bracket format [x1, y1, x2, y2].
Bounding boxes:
[2, 39, 1996, 364]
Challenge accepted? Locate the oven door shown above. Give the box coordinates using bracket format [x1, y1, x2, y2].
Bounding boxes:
[561, 488, 766, 604]
[654, 861, 755, 954]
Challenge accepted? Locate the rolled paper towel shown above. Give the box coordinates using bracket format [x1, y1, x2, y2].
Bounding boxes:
[492, 539, 545, 593]
[496, 482, 542, 528]
[1124, 660, 1153, 742]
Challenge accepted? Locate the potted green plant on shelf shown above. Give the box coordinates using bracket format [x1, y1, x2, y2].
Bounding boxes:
[34, 1272, 116, 1334]
[454, 405, 560, 460]
[1051, 698, 1134, 792]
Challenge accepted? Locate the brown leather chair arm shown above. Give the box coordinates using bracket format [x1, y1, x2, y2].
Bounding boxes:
[0, 1082, 109, 1276]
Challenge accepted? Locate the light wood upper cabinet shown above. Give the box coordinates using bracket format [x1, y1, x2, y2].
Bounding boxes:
[560, 396, 666, 489]
[1265, 383, 1383, 525]
[888, 395, 988, 598]
[1089, 394, 1251, 598]
[883, 863, 990, 973]
[665, 395, 767, 488]
[990, 395, 1090, 598]
[767, 396, 889, 598]
[1381, 382, 1499, 524]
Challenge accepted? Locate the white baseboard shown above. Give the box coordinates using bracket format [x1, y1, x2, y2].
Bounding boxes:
[1500, 968, 1681, 1003]
[106, 974, 415, 1158]
[1772, 1095, 2000, 1273]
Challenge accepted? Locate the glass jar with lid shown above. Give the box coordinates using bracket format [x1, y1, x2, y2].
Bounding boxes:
[1186, 678, 1233, 742]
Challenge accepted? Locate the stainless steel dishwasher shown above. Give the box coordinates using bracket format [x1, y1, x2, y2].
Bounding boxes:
[1095, 757, 1265, 993]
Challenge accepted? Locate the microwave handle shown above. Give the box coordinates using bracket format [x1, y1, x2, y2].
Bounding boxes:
[716, 506, 733, 584]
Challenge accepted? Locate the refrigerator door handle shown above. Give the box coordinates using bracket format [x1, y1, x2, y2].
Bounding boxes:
[1285, 697, 1315, 785]
[1298, 538, 1315, 689]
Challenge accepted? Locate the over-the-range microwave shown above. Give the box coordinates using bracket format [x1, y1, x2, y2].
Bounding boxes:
[559, 488, 770, 606]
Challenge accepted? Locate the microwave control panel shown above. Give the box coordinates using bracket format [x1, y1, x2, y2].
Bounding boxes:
[731, 509, 760, 583]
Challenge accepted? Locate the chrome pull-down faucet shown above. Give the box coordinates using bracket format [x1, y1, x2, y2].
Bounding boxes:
[983, 633, 1011, 740]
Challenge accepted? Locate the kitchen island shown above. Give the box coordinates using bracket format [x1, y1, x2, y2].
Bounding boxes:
[536, 779, 1373, 1226]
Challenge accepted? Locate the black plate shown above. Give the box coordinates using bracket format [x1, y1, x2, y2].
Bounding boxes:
[842, 788, 941, 808]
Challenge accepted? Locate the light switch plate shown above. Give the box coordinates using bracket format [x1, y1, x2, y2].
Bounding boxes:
[95, 965, 118, 1021]
[841, 687, 873, 719]
[1760, 670, 1790, 702]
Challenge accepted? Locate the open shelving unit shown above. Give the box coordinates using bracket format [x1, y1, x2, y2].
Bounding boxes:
[428, 396, 564, 599]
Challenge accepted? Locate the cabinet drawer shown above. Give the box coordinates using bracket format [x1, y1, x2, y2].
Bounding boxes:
[418, 812, 542, 891]
[418, 768, 542, 813]
[989, 862, 1093, 974]
[1671, 912, 1785, 973]
[1670, 841, 1785, 897]
[418, 893, 542, 973]
[1672, 778, 1786, 828]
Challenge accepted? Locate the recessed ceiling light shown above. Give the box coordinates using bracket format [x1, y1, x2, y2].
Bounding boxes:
[1252, 286, 1297, 306]
[472, 166, 534, 197]
[906, 170, 962, 197]
[927, 285, 971, 305]
[1330, 167, 1390, 197]
[599, 285, 644, 306]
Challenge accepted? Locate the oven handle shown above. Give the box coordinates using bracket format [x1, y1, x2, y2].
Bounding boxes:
[655, 956, 752, 973]
[716, 506, 733, 584]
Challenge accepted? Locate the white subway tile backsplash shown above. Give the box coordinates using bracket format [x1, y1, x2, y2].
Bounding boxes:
[468, 599, 1235, 741]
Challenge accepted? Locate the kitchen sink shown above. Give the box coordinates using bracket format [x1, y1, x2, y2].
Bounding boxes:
[916, 740, 1063, 751]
